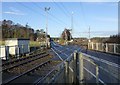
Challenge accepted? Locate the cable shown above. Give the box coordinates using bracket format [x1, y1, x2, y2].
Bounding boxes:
[59, 2, 83, 34]
[79, 2, 89, 29]
[52, 1, 70, 17]
[15, 2, 67, 28]
[16, 2, 45, 17]
[32, 3, 68, 26]
[59, 2, 78, 24]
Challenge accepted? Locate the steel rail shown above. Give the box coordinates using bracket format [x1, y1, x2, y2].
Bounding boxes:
[3, 60, 51, 84]
[2, 51, 46, 67]
[1, 53, 49, 72]
[34, 61, 64, 85]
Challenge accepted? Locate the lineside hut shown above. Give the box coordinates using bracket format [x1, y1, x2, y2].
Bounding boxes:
[5, 38, 30, 58]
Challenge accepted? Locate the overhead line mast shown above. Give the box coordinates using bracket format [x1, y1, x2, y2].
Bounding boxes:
[71, 12, 74, 35]
[45, 7, 50, 48]
[88, 26, 91, 42]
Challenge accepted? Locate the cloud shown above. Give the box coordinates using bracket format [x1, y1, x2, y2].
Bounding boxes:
[3, 7, 26, 15]
[3, 11, 25, 15]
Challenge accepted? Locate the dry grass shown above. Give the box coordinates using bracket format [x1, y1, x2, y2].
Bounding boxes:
[0, 41, 45, 47]
[29, 41, 46, 47]
[58, 39, 65, 45]
[0, 41, 5, 45]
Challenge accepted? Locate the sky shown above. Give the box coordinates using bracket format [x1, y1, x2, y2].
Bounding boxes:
[1, 1, 119, 38]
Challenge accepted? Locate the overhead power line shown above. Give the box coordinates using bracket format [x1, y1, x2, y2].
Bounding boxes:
[79, 2, 88, 28]
[58, 2, 81, 30]
[15, 1, 67, 28]
[32, 3, 68, 26]
[52, 1, 70, 17]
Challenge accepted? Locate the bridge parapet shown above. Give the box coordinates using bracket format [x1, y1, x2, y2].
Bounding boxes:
[88, 42, 120, 55]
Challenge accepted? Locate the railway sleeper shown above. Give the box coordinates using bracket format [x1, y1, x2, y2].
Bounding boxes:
[2, 51, 47, 66]
[2, 54, 50, 72]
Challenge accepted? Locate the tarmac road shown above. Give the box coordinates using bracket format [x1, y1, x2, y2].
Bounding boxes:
[50, 41, 120, 84]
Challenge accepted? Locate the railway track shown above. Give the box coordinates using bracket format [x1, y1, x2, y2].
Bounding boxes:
[3, 60, 61, 84]
[2, 49, 44, 66]
[2, 51, 47, 72]
[2, 51, 49, 81]
[2, 49, 62, 84]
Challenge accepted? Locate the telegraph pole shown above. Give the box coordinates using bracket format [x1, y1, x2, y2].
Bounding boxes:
[71, 12, 74, 40]
[26, 23, 29, 39]
[87, 26, 91, 50]
[45, 7, 50, 48]
[88, 26, 91, 42]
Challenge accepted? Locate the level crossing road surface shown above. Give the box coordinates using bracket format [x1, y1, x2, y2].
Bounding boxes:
[50, 41, 120, 84]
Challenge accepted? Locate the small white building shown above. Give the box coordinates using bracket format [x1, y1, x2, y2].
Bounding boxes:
[5, 38, 30, 56]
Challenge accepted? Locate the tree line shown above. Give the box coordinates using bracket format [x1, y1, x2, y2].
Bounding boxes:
[0, 20, 46, 41]
[107, 35, 120, 44]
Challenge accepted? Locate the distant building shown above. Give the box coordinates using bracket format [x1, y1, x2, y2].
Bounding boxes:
[5, 38, 30, 55]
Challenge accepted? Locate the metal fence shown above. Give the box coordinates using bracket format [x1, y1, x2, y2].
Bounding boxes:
[79, 53, 99, 83]
[88, 42, 120, 55]
[34, 51, 76, 84]
[80, 53, 120, 84]
[34, 50, 119, 84]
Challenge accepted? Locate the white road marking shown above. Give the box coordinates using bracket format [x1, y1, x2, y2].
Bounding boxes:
[83, 66, 106, 85]
[82, 53, 120, 68]
[99, 66, 118, 79]
[51, 48, 64, 61]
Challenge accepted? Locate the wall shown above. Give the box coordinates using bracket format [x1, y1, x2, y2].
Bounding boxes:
[18, 40, 30, 54]
[5, 39, 30, 55]
[0, 46, 9, 60]
[5, 40, 17, 55]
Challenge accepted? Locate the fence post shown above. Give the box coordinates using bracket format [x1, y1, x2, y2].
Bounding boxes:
[106, 43, 108, 52]
[5, 46, 9, 60]
[88, 43, 90, 49]
[16, 45, 20, 59]
[73, 51, 78, 83]
[92, 42, 94, 50]
[79, 53, 84, 83]
[96, 43, 99, 50]
[96, 65, 99, 84]
[22, 44, 24, 54]
[102, 43, 104, 51]
[114, 44, 116, 54]
[15, 46, 17, 58]
[64, 61, 69, 83]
